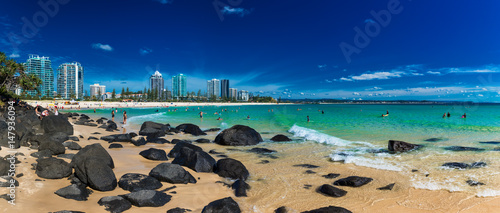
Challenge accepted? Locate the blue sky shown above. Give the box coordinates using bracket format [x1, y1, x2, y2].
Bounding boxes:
[1, 0, 500, 101]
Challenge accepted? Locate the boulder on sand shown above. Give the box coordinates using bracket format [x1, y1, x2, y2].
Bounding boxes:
[214, 125, 263, 146]
[149, 163, 196, 184]
[232, 179, 250, 197]
[302, 206, 352, 213]
[270, 134, 292, 142]
[38, 140, 66, 155]
[139, 148, 168, 161]
[35, 157, 72, 179]
[41, 115, 74, 135]
[71, 143, 117, 191]
[122, 190, 172, 207]
[54, 184, 93, 201]
[175, 123, 206, 136]
[118, 173, 163, 192]
[98, 196, 132, 213]
[333, 176, 373, 187]
[168, 142, 216, 173]
[201, 197, 241, 213]
[388, 140, 421, 152]
[215, 158, 249, 181]
[317, 184, 347, 197]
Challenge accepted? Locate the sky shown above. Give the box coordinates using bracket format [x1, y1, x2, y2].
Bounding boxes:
[1, 0, 500, 101]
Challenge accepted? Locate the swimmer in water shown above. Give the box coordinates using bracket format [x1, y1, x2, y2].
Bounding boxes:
[307, 115, 310, 122]
[247, 115, 250, 119]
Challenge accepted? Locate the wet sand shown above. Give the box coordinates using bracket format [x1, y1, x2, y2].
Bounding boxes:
[1, 116, 499, 212]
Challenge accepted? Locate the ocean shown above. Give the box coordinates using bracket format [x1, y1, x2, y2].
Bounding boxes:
[75, 103, 500, 199]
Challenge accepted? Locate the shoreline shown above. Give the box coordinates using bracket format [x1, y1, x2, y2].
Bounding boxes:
[25, 100, 288, 110]
[1, 104, 499, 212]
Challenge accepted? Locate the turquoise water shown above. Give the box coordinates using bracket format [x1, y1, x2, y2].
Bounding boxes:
[71, 104, 500, 196]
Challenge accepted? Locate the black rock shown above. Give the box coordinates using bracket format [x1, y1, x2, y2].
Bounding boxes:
[88, 136, 98, 140]
[30, 150, 53, 159]
[148, 138, 170, 144]
[139, 127, 165, 139]
[54, 184, 93, 201]
[317, 184, 347, 197]
[275, 206, 289, 213]
[411, 169, 418, 172]
[444, 146, 485, 152]
[169, 142, 216, 173]
[96, 119, 104, 124]
[131, 137, 147, 146]
[176, 123, 207, 136]
[215, 158, 249, 181]
[122, 190, 172, 207]
[247, 147, 277, 154]
[139, 148, 168, 161]
[203, 128, 221, 132]
[63, 142, 82, 150]
[303, 184, 312, 189]
[424, 138, 443, 142]
[217, 155, 228, 158]
[442, 162, 469, 169]
[38, 140, 66, 155]
[201, 197, 241, 213]
[108, 143, 123, 149]
[302, 206, 352, 213]
[195, 138, 211, 143]
[471, 162, 487, 168]
[478, 141, 500, 145]
[388, 140, 421, 152]
[98, 196, 132, 213]
[171, 139, 191, 144]
[91, 132, 100, 135]
[208, 150, 223, 155]
[232, 179, 250, 197]
[118, 173, 163, 192]
[71, 143, 116, 191]
[305, 170, 316, 174]
[106, 122, 118, 131]
[258, 160, 270, 164]
[466, 180, 485, 186]
[322, 173, 340, 179]
[140, 121, 170, 132]
[293, 164, 319, 169]
[41, 115, 74, 135]
[167, 207, 192, 213]
[333, 176, 373, 187]
[100, 135, 117, 142]
[149, 163, 197, 184]
[51, 210, 85, 213]
[85, 123, 98, 127]
[377, 183, 395, 190]
[270, 134, 292, 142]
[35, 157, 72, 179]
[214, 125, 263, 146]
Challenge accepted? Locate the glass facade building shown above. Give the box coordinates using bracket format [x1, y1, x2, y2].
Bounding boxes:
[24, 54, 54, 97]
[220, 79, 229, 98]
[57, 62, 84, 99]
[172, 74, 187, 99]
[150, 71, 164, 98]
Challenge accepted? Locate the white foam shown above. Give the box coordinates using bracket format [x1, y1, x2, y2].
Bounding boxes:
[476, 189, 500, 197]
[288, 124, 374, 147]
[329, 152, 402, 171]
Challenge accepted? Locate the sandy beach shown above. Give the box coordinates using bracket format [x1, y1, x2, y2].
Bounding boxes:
[1, 105, 499, 213]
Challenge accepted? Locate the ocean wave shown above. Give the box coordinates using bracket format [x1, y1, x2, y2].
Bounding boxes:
[329, 151, 402, 171]
[288, 124, 374, 147]
[127, 112, 166, 125]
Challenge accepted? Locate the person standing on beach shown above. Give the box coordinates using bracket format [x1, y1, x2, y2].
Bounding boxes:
[123, 111, 127, 124]
[112, 110, 115, 122]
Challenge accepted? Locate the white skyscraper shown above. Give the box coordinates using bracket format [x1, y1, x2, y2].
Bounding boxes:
[57, 62, 84, 99]
[150, 71, 164, 99]
[207, 78, 220, 98]
[90, 83, 106, 98]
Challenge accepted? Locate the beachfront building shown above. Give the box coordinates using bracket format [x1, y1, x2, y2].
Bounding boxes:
[229, 88, 237, 99]
[172, 74, 187, 100]
[150, 71, 164, 99]
[220, 79, 229, 99]
[56, 62, 84, 99]
[238, 90, 249, 101]
[24, 54, 54, 97]
[89, 83, 106, 99]
[207, 78, 220, 98]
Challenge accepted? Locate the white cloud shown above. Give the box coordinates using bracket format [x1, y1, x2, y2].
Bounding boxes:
[325, 79, 332, 83]
[349, 71, 406, 81]
[340, 77, 353, 82]
[221, 6, 252, 17]
[8, 53, 20, 58]
[91, 43, 113, 51]
[318, 64, 327, 69]
[427, 71, 441, 75]
[153, 0, 173, 4]
[139, 47, 153, 55]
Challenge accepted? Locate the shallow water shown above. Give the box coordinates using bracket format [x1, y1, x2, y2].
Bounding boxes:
[72, 104, 500, 197]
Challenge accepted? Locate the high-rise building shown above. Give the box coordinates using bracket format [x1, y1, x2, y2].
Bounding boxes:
[207, 78, 220, 98]
[24, 54, 54, 97]
[172, 74, 187, 99]
[57, 62, 84, 99]
[220, 79, 229, 99]
[238, 90, 249, 101]
[229, 88, 237, 99]
[89, 83, 106, 98]
[150, 71, 164, 99]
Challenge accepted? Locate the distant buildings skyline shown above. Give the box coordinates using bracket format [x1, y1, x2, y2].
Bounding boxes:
[57, 62, 84, 99]
[24, 55, 54, 97]
[207, 78, 220, 98]
[150, 70, 164, 98]
[89, 83, 105, 98]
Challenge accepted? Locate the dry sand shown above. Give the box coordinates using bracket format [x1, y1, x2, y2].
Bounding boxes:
[1, 114, 499, 212]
